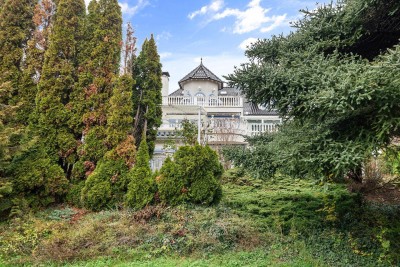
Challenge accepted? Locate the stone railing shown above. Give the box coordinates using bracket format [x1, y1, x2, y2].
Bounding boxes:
[163, 96, 243, 107]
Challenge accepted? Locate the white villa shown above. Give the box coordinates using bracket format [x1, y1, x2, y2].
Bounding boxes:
[151, 60, 281, 170]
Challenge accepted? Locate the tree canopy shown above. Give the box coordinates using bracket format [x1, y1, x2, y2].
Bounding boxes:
[225, 0, 400, 180]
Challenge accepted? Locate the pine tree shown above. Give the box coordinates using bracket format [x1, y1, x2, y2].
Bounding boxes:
[132, 35, 162, 156]
[35, 0, 85, 174]
[126, 134, 155, 209]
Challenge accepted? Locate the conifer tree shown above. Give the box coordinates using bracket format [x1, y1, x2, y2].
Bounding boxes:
[76, 0, 123, 166]
[19, 0, 56, 124]
[80, 75, 136, 210]
[126, 135, 155, 209]
[35, 0, 85, 174]
[105, 75, 136, 167]
[0, 0, 36, 177]
[0, 0, 68, 214]
[132, 35, 162, 156]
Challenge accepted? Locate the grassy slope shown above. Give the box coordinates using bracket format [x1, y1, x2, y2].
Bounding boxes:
[0, 171, 399, 266]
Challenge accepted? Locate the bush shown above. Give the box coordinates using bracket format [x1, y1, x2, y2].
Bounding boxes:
[157, 157, 186, 205]
[66, 180, 85, 207]
[158, 145, 223, 205]
[7, 144, 68, 210]
[81, 159, 129, 211]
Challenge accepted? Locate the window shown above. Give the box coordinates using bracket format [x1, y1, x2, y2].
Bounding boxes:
[195, 92, 205, 106]
[208, 94, 219, 106]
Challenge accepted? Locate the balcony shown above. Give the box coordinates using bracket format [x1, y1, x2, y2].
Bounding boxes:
[163, 96, 243, 107]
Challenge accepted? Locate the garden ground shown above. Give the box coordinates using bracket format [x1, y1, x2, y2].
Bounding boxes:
[1, 170, 399, 266]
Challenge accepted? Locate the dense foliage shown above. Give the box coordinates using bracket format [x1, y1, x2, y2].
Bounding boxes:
[126, 135, 155, 210]
[225, 0, 400, 180]
[0, 0, 165, 216]
[158, 145, 223, 205]
[132, 35, 163, 155]
[1, 175, 399, 266]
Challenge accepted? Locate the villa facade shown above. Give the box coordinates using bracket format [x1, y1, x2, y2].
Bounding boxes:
[151, 61, 281, 170]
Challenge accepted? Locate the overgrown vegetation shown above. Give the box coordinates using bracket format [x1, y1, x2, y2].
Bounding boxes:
[0, 0, 163, 216]
[0, 173, 399, 266]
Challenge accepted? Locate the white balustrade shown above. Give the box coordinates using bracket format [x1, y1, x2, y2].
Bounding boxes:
[165, 96, 242, 107]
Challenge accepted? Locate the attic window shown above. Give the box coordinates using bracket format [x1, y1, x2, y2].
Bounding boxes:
[220, 91, 227, 95]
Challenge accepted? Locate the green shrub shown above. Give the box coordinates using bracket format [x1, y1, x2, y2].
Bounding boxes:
[7, 145, 68, 211]
[125, 137, 155, 210]
[81, 159, 129, 211]
[66, 180, 85, 207]
[158, 145, 223, 205]
[0, 180, 13, 219]
[157, 157, 186, 205]
[71, 160, 86, 180]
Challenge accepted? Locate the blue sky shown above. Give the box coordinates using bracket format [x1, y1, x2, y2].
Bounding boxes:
[86, 0, 330, 90]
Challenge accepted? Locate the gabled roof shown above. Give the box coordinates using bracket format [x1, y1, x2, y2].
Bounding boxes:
[178, 59, 223, 89]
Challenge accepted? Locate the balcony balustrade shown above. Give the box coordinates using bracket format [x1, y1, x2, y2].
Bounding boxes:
[163, 96, 243, 107]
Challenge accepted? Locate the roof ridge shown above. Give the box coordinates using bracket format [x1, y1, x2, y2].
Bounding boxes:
[178, 61, 223, 89]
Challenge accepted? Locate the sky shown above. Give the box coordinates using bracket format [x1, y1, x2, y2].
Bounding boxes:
[86, 0, 331, 91]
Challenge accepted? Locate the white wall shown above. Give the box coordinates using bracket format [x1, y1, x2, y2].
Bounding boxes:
[182, 80, 218, 97]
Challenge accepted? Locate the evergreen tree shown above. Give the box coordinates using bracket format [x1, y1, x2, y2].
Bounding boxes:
[81, 158, 129, 211]
[105, 75, 136, 167]
[126, 135, 155, 210]
[75, 0, 123, 166]
[0, 0, 36, 179]
[132, 35, 162, 156]
[80, 75, 136, 210]
[35, 0, 85, 174]
[226, 0, 400, 181]
[19, 0, 56, 124]
[0, 0, 69, 215]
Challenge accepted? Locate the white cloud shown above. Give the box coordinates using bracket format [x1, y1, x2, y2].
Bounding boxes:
[189, 0, 287, 34]
[119, 0, 150, 16]
[260, 14, 287, 32]
[238, 37, 258, 50]
[156, 31, 172, 41]
[159, 52, 172, 60]
[188, 0, 224, 19]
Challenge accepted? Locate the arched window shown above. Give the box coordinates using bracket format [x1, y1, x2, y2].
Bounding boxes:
[195, 92, 205, 106]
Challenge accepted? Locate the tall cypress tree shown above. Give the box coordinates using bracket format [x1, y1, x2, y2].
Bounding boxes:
[105, 75, 136, 167]
[132, 35, 162, 156]
[75, 0, 122, 166]
[35, 0, 85, 174]
[0, 0, 36, 177]
[0, 0, 68, 215]
[19, 0, 56, 124]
